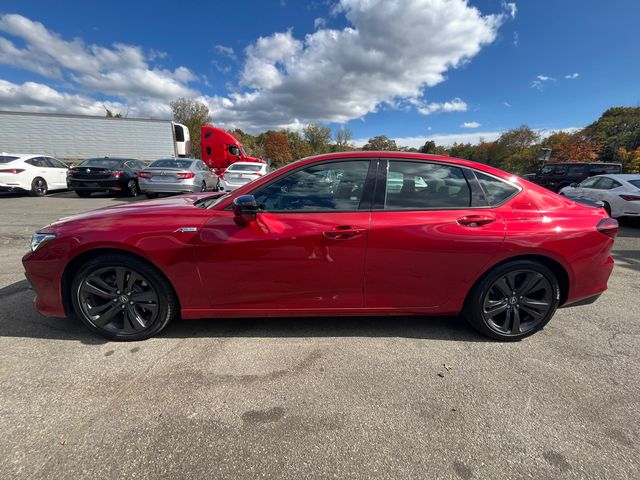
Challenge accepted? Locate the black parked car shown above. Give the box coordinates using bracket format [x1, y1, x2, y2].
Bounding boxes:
[67, 157, 147, 197]
[524, 162, 622, 192]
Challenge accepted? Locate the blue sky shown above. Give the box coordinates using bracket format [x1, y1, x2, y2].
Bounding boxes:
[0, 0, 638, 147]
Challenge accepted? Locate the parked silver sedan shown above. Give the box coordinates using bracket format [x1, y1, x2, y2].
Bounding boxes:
[138, 158, 217, 198]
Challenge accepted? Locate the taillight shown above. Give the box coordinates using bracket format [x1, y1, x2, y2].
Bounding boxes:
[138, 171, 151, 179]
[0, 168, 25, 174]
[619, 194, 640, 201]
[596, 218, 619, 238]
[111, 170, 122, 178]
[175, 172, 195, 180]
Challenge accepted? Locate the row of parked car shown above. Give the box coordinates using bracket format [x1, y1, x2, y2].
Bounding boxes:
[0, 153, 269, 198]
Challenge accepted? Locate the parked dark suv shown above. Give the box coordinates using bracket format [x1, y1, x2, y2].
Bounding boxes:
[67, 157, 146, 197]
[524, 162, 622, 192]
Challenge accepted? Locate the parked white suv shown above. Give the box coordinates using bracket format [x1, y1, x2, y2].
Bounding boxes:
[0, 153, 69, 196]
[218, 162, 269, 191]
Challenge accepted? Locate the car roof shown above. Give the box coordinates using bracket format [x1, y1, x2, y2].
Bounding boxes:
[0, 153, 49, 160]
[609, 173, 640, 180]
[293, 151, 514, 180]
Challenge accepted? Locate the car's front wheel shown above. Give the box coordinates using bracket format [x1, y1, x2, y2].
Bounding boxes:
[70, 254, 178, 341]
[463, 260, 560, 340]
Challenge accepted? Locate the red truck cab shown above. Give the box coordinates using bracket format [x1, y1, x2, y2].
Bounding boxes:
[201, 126, 264, 175]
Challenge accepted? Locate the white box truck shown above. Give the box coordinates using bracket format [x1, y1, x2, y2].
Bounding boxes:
[0, 111, 190, 163]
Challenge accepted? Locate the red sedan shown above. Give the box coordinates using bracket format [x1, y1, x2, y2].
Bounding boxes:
[23, 152, 618, 341]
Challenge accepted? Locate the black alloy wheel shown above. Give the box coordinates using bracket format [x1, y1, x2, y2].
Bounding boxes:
[127, 179, 139, 197]
[30, 177, 48, 197]
[464, 260, 560, 340]
[71, 254, 178, 340]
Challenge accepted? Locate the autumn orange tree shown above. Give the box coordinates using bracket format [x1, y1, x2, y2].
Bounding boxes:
[545, 131, 602, 163]
[263, 131, 293, 167]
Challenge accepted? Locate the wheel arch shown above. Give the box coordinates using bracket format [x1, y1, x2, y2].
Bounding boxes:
[61, 247, 181, 317]
[466, 254, 570, 307]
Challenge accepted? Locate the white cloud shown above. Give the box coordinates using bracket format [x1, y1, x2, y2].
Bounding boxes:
[503, 101, 512, 107]
[213, 44, 237, 60]
[461, 121, 481, 128]
[513, 31, 519, 46]
[353, 126, 580, 149]
[531, 74, 555, 91]
[564, 72, 579, 80]
[0, 13, 197, 110]
[414, 98, 468, 116]
[0, 2, 514, 130]
[209, 0, 515, 131]
[314, 17, 327, 29]
[502, 2, 517, 19]
[354, 131, 503, 148]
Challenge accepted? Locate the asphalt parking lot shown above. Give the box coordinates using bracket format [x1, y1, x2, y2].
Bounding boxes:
[1, 191, 639, 479]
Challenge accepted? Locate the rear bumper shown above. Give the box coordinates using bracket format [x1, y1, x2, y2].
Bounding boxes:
[139, 181, 200, 193]
[219, 180, 250, 191]
[67, 179, 123, 191]
[0, 184, 28, 192]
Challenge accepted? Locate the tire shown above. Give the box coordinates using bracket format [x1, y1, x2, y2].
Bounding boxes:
[463, 260, 560, 341]
[125, 179, 139, 197]
[30, 177, 48, 197]
[75, 190, 92, 198]
[603, 202, 612, 217]
[145, 192, 159, 199]
[70, 253, 178, 341]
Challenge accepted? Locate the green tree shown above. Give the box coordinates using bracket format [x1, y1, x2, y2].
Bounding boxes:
[303, 123, 332, 154]
[419, 140, 437, 154]
[583, 107, 640, 162]
[281, 129, 311, 159]
[362, 135, 398, 151]
[170, 98, 212, 159]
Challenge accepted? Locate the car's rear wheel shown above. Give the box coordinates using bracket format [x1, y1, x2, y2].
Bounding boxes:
[30, 177, 48, 197]
[463, 260, 560, 340]
[145, 192, 159, 199]
[76, 190, 92, 198]
[71, 254, 178, 341]
[126, 179, 139, 197]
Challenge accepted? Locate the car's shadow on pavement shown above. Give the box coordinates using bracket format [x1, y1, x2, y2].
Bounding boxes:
[0, 280, 488, 344]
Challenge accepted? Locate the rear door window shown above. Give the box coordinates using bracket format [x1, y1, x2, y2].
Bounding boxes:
[385, 161, 471, 210]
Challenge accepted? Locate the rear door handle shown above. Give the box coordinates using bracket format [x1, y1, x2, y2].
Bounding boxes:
[457, 215, 496, 227]
[323, 225, 365, 240]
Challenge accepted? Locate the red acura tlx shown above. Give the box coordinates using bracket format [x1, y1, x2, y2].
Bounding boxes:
[23, 152, 618, 341]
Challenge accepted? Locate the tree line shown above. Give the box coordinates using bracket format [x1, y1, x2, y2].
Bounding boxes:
[168, 99, 640, 174]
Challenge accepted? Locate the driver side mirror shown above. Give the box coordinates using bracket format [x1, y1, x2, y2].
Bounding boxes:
[232, 195, 258, 225]
[228, 146, 241, 157]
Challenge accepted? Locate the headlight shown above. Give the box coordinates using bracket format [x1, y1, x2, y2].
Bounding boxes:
[31, 233, 56, 252]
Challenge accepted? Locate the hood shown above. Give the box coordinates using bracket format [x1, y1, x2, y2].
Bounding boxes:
[44, 192, 224, 232]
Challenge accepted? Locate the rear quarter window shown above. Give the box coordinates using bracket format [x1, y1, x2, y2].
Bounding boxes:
[474, 171, 520, 206]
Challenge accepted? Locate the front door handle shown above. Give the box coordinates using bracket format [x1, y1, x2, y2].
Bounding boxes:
[457, 215, 496, 227]
[323, 225, 365, 240]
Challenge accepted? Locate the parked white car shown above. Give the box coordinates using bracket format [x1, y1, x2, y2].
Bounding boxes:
[218, 162, 269, 191]
[0, 153, 69, 196]
[559, 174, 640, 218]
